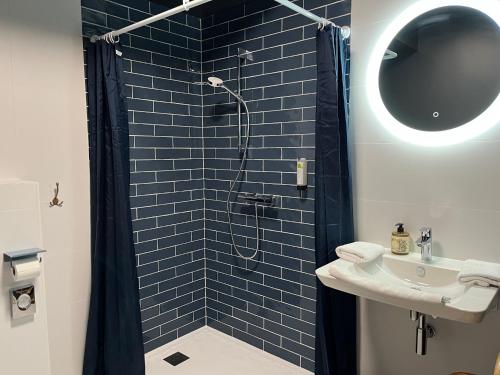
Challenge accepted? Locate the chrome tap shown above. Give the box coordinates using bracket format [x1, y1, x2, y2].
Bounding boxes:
[416, 227, 432, 262]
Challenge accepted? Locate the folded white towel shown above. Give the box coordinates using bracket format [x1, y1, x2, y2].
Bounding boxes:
[458, 259, 500, 287]
[335, 241, 385, 264]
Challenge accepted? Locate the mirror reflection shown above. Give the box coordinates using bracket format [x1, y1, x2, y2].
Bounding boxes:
[379, 6, 500, 132]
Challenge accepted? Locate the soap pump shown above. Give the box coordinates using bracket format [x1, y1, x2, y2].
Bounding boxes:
[391, 223, 410, 255]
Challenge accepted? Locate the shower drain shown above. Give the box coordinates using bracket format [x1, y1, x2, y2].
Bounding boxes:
[163, 352, 189, 366]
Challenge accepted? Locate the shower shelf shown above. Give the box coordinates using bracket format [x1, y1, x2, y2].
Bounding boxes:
[237, 193, 276, 207]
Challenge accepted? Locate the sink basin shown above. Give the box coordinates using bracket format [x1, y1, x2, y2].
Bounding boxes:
[316, 251, 499, 323]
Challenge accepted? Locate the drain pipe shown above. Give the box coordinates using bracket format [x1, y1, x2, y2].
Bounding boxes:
[410, 311, 436, 355]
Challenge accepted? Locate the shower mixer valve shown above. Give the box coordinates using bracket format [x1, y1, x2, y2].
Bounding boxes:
[238, 193, 276, 207]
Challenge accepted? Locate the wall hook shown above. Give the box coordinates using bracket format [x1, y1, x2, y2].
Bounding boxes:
[49, 182, 63, 207]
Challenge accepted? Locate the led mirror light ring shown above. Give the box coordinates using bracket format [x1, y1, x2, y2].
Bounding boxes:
[367, 0, 500, 147]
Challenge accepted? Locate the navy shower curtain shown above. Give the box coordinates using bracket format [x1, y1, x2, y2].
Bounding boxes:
[315, 26, 357, 375]
[83, 40, 145, 375]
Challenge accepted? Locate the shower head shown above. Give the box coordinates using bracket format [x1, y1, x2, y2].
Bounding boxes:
[207, 76, 246, 106]
[207, 76, 224, 88]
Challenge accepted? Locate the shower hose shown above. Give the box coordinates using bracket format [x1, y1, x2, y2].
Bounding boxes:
[226, 99, 260, 260]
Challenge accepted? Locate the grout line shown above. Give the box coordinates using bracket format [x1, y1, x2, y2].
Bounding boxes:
[81, 0, 353, 367]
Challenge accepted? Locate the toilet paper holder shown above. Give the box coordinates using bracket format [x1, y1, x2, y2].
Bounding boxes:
[3, 248, 46, 272]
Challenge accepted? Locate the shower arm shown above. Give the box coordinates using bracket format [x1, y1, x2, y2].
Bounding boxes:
[205, 80, 247, 151]
[237, 56, 242, 156]
[222, 83, 246, 156]
[219, 84, 245, 106]
[201, 80, 242, 102]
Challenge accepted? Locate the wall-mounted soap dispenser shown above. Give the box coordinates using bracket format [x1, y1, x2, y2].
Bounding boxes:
[297, 158, 308, 197]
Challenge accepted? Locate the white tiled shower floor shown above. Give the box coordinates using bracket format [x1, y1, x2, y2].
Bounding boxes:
[145, 326, 311, 375]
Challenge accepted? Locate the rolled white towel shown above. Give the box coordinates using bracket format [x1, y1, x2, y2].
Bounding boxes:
[335, 241, 385, 264]
[458, 259, 500, 287]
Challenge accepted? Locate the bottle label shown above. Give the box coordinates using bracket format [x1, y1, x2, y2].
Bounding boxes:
[392, 237, 409, 254]
[399, 238, 408, 253]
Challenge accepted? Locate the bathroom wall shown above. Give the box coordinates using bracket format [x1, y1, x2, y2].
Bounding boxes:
[81, 0, 206, 352]
[350, 0, 500, 374]
[202, 0, 351, 372]
[0, 181, 51, 374]
[0, 0, 90, 373]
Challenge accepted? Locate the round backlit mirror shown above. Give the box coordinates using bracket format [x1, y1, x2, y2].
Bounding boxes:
[367, 0, 500, 146]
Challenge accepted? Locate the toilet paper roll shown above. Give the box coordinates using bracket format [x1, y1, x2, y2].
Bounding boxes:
[11, 259, 41, 282]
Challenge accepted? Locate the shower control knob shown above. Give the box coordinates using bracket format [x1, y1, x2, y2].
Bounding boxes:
[17, 293, 32, 311]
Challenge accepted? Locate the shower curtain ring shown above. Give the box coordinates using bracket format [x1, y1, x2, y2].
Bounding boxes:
[103, 32, 119, 44]
[318, 18, 328, 30]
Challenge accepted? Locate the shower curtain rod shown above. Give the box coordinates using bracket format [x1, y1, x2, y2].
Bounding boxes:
[274, 0, 351, 38]
[90, 0, 351, 42]
[91, 0, 211, 42]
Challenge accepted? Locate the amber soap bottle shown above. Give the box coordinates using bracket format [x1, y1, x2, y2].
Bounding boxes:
[391, 223, 410, 255]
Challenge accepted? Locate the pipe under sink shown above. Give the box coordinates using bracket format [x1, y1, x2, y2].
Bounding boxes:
[410, 310, 436, 355]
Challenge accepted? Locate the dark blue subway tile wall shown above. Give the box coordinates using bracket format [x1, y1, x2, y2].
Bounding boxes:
[82, 0, 205, 353]
[202, 0, 351, 372]
[81, 0, 351, 370]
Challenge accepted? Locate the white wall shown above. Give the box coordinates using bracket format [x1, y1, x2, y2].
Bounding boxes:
[0, 0, 91, 374]
[350, 0, 500, 374]
[0, 181, 51, 375]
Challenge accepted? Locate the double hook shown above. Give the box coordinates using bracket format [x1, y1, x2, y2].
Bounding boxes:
[49, 182, 63, 208]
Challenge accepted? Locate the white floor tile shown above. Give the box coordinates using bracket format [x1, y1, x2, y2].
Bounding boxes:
[145, 327, 311, 375]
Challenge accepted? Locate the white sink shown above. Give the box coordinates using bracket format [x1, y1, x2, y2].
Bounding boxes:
[316, 251, 499, 323]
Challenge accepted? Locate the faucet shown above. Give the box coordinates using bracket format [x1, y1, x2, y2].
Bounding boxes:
[416, 227, 432, 262]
